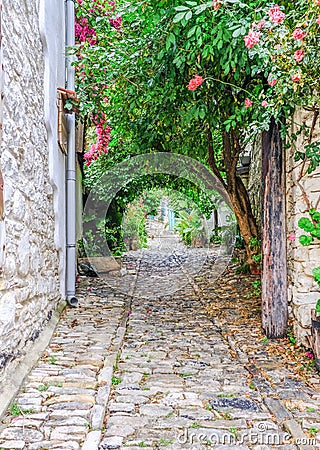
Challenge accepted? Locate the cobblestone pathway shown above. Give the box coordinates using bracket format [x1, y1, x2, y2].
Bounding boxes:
[0, 221, 320, 449]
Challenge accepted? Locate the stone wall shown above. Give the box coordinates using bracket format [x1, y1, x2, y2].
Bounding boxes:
[0, 0, 62, 380]
[286, 109, 320, 345]
[247, 134, 262, 226]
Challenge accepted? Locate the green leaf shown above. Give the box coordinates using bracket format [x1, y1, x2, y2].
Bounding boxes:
[298, 217, 314, 233]
[185, 10, 193, 21]
[312, 267, 320, 287]
[187, 25, 197, 38]
[299, 235, 313, 246]
[310, 209, 320, 222]
[173, 12, 187, 22]
[175, 5, 190, 11]
[311, 224, 320, 239]
[198, 108, 206, 119]
[166, 33, 176, 50]
[64, 101, 73, 111]
[316, 299, 320, 315]
[194, 4, 207, 14]
[232, 27, 243, 38]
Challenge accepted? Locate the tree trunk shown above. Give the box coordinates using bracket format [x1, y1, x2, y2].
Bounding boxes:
[227, 176, 259, 262]
[261, 118, 288, 339]
[207, 126, 259, 262]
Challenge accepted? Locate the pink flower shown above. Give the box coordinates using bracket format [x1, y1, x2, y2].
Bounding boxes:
[305, 351, 314, 359]
[293, 28, 306, 40]
[188, 74, 204, 91]
[291, 74, 301, 82]
[213, 1, 221, 10]
[288, 232, 296, 241]
[316, 15, 320, 25]
[261, 100, 268, 107]
[268, 4, 285, 24]
[244, 29, 261, 49]
[245, 98, 253, 108]
[257, 19, 266, 30]
[109, 16, 122, 30]
[294, 49, 304, 62]
[268, 78, 277, 87]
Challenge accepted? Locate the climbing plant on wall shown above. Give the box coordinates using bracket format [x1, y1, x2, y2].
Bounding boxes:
[246, 0, 320, 170]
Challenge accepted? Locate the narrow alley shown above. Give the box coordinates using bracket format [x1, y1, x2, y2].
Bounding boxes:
[0, 221, 319, 450]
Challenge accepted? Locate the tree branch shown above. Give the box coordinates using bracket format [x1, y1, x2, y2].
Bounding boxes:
[206, 125, 227, 189]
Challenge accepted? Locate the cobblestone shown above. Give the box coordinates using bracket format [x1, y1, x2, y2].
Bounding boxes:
[0, 220, 319, 449]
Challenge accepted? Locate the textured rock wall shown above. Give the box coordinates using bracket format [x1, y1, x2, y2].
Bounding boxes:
[0, 0, 61, 379]
[286, 109, 320, 345]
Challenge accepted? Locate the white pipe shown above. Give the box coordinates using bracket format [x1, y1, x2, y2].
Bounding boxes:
[65, 0, 78, 307]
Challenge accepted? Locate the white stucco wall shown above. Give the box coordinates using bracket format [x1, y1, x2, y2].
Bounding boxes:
[0, 0, 65, 381]
[39, 0, 67, 296]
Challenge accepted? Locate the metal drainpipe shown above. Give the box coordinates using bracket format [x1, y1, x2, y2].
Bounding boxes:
[65, 0, 78, 307]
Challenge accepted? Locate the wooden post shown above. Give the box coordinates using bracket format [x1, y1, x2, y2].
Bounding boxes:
[261, 118, 288, 338]
[311, 310, 320, 371]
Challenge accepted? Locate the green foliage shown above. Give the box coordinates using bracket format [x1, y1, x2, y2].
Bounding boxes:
[249, 237, 262, 269]
[122, 200, 148, 249]
[75, 0, 275, 168]
[111, 375, 122, 386]
[287, 327, 296, 344]
[49, 355, 57, 365]
[298, 209, 320, 245]
[75, 0, 320, 265]
[174, 209, 206, 246]
[159, 439, 174, 446]
[9, 402, 34, 417]
[309, 426, 320, 437]
[250, 1, 320, 172]
[298, 209, 320, 311]
[294, 141, 320, 174]
[37, 384, 49, 392]
[251, 1, 320, 111]
[9, 402, 23, 417]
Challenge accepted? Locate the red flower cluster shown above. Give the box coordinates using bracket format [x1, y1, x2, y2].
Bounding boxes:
[291, 74, 301, 82]
[268, 78, 277, 87]
[84, 115, 111, 166]
[75, 17, 97, 45]
[187, 75, 204, 91]
[109, 16, 122, 30]
[294, 49, 304, 62]
[293, 28, 306, 40]
[75, 0, 121, 45]
[268, 4, 285, 23]
[212, 1, 221, 11]
[244, 29, 261, 49]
